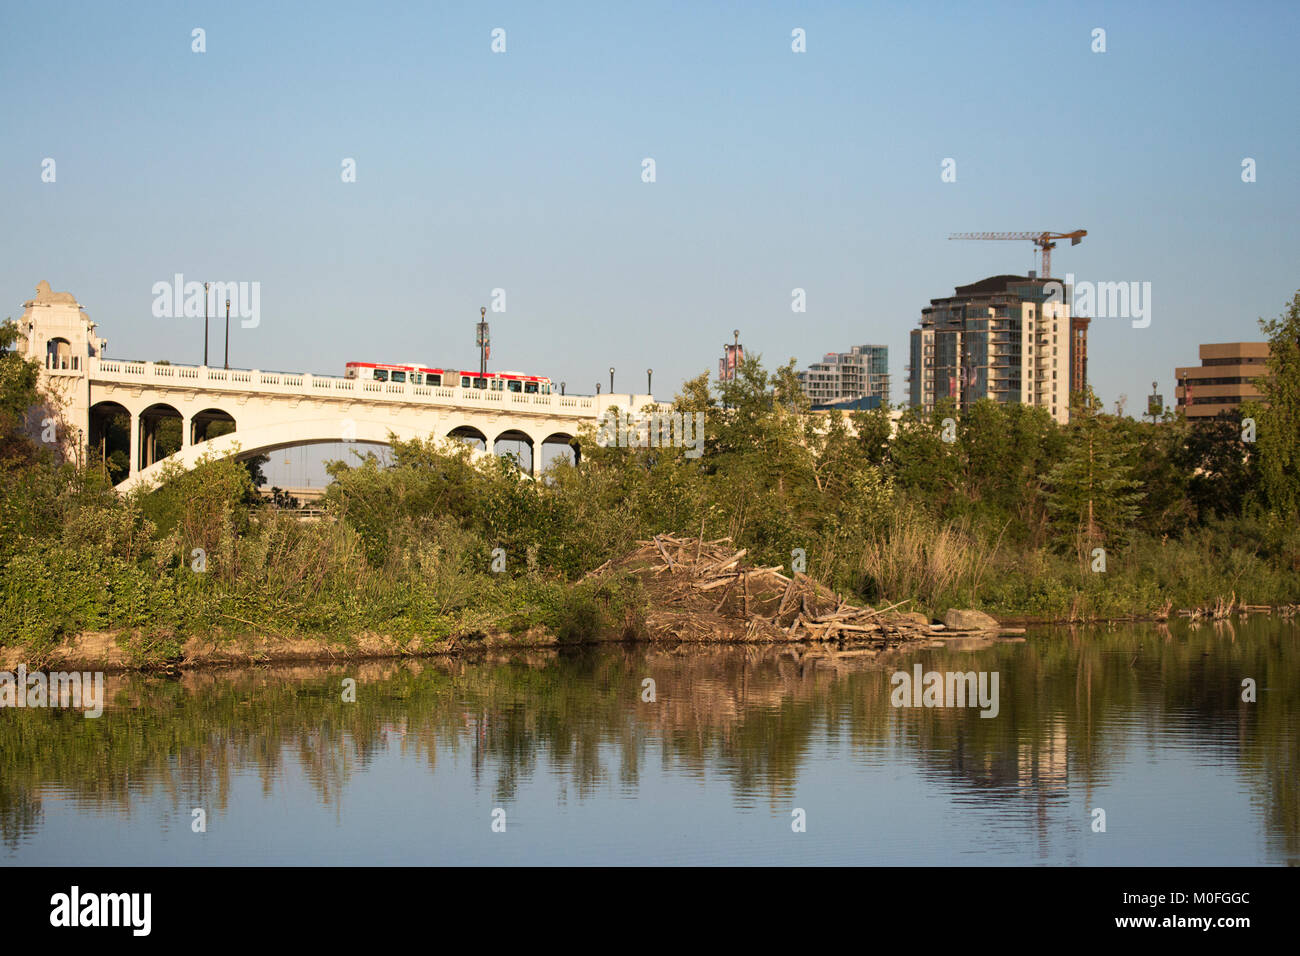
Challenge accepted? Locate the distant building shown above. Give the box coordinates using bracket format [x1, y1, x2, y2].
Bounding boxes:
[1175, 342, 1270, 420]
[908, 275, 1077, 424]
[798, 344, 889, 410]
[1069, 316, 1090, 398]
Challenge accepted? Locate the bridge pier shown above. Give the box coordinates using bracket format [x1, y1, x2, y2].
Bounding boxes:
[128, 411, 140, 478]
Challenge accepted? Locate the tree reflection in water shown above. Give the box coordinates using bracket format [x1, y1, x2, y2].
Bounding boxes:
[1, 618, 1295, 862]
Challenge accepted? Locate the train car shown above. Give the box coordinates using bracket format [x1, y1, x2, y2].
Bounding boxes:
[345, 361, 553, 394]
[345, 361, 420, 383]
[451, 369, 553, 394]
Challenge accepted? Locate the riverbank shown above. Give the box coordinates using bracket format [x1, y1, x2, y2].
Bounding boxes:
[4, 524, 1295, 671]
[12, 606, 1293, 672]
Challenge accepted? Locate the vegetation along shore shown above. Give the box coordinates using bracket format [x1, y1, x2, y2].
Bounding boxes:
[2, 294, 1298, 670]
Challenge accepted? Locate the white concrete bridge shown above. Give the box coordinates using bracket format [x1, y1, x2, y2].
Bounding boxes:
[16, 282, 654, 491]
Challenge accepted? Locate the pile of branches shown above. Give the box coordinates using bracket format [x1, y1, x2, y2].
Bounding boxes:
[589, 533, 941, 646]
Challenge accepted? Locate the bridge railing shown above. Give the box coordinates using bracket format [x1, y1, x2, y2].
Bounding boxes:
[88, 358, 624, 415]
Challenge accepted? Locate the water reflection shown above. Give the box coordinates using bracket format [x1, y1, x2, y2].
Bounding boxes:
[1, 618, 1295, 864]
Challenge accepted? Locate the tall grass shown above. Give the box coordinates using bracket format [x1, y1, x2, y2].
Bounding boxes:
[852, 509, 989, 611]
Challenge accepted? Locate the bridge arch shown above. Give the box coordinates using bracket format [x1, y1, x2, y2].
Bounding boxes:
[446, 425, 488, 450]
[117, 418, 494, 494]
[191, 407, 236, 444]
[89, 401, 132, 481]
[138, 402, 184, 471]
[539, 430, 580, 468]
[493, 428, 534, 474]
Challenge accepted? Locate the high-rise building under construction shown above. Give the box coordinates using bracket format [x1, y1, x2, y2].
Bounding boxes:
[908, 274, 1083, 424]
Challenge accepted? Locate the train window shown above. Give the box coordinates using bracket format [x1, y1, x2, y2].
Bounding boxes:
[524, 382, 538, 394]
[374, 369, 389, 382]
[473, 378, 487, 390]
[492, 379, 503, 391]
[428, 374, 441, 386]
[391, 371, 406, 383]
[507, 380, 522, 393]
[410, 373, 422, 384]
[460, 376, 471, 388]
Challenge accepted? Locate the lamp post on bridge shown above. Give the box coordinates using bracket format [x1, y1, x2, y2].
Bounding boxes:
[647, 368, 653, 394]
[609, 367, 615, 394]
[224, 298, 231, 370]
[203, 282, 209, 367]
[477, 307, 490, 378]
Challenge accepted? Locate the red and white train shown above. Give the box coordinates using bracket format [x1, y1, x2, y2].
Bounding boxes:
[344, 361, 555, 395]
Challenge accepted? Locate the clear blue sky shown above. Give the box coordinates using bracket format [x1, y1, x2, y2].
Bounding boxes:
[4, 0, 1297, 415]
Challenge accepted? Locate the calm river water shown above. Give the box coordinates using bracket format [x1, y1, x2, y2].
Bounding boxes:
[2, 618, 1296, 865]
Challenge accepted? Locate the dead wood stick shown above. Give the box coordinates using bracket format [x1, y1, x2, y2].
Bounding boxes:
[704, 549, 747, 575]
[696, 576, 739, 591]
[856, 598, 912, 618]
[713, 577, 739, 613]
[581, 559, 612, 581]
[770, 579, 798, 623]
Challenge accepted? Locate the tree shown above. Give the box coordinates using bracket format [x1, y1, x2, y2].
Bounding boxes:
[888, 400, 960, 512]
[850, 405, 893, 467]
[1043, 388, 1144, 559]
[1249, 291, 1300, 520]
[1174, 412, 1255, 524]
[0, 319, 42, 468]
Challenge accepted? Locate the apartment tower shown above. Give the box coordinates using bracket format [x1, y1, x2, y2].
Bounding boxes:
[908, 275, 1077, 424]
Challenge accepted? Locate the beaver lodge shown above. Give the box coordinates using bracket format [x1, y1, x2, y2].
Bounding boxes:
[587, 533, 952, 647]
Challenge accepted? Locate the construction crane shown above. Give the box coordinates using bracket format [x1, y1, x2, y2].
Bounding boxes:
[948, 229, 1086, 278]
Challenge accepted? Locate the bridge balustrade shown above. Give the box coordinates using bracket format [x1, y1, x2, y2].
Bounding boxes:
[86, 357, 601, 412]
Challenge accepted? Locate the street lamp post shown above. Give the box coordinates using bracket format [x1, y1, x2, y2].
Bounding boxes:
[647, 368, 653, 394]
[203, 282, 210, 366]
[477, 307, 489, 378]
[609, 367, 615, 394]
[224, 298, 231, 370]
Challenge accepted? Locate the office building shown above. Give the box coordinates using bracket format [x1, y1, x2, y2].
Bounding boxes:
[1174, 342, 1270, 420]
